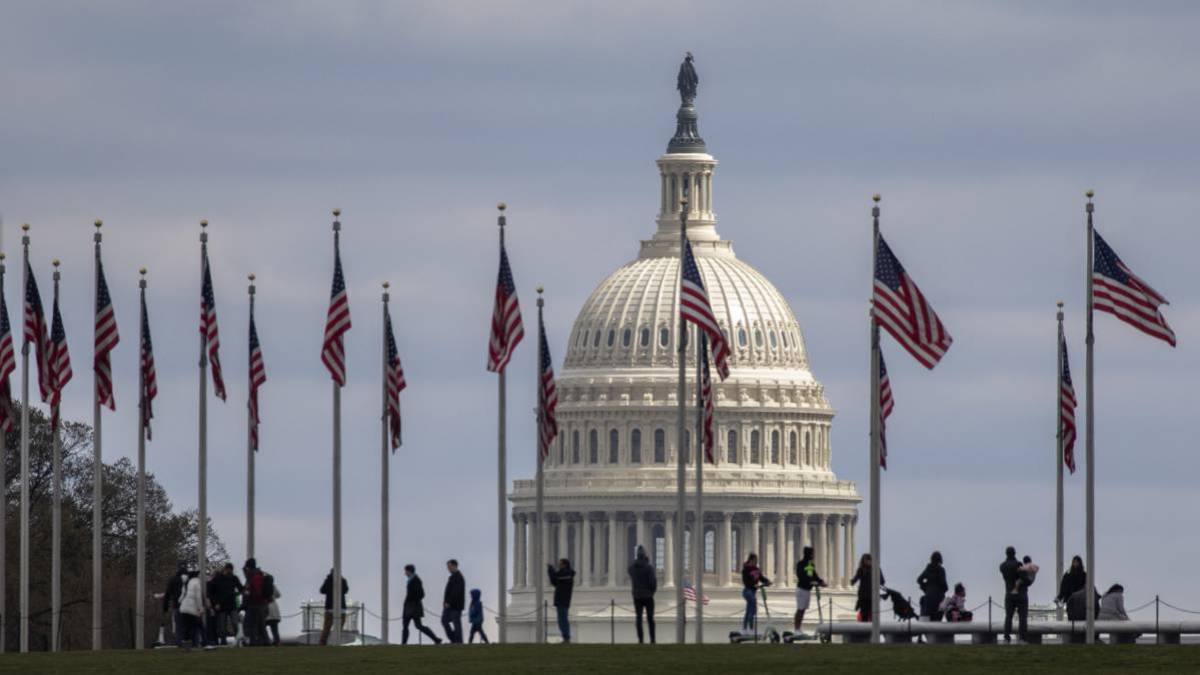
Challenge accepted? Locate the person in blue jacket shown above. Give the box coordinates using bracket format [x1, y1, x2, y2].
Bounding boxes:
[468, 588, 489, 643]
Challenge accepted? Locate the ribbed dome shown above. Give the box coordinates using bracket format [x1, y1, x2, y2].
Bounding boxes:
[563, 240, 813, 378]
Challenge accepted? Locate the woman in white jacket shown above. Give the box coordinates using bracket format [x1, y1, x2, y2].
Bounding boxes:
[266, 583, 282, 646]
[177, 566, 208, 649]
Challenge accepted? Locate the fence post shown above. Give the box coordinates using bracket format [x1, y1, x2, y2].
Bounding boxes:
[988, 596, 992, 633]
[1155, 595, 1160, 645]
[543, 600, 548, 644]
[828, 597, 833, 644]
[610, 599, 615, 644]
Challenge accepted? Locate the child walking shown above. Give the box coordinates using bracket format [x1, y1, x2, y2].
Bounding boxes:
[468, 589, 490, 644]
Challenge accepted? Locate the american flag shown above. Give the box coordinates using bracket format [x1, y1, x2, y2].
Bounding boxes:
[680, 239, 730, 380]
[200, 251, 226, 400]
[48, 284, 72, 431]
[486, 239, 523, 373]
[700, 334, 715, 463]
[536, 317, 558, 462]
[94, 256, 119, 410]
[1058, 327, 1077, 474]
[24, 259, 51, 402]
[873, 235, 953, 369]
[248, 303, 266, 451]
[878, 352, 894, 469]
[321, 235, 351, 386]
[140, 291, 157, 440]
[682, 581, 710, 605]
[0, 274, 16, 434]
[383, 304, 406, 450]
[1092, 229, 1175, 347]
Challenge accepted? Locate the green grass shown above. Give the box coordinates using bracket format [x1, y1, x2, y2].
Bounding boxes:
[1, 644, 1197, 674]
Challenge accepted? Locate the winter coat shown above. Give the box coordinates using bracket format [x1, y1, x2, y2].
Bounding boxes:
[163, 569, 186, 612]
[548, 564, 575, 608]
[741, 563, 768, 590]
[795, 556, 824, 590]
[628, 555, 658, 600]
[179, 576, 206, 618]
[244, 569, 270, 608]
[320, 573, 349, 611]
[851, 567, 884, 609]
[999, 555, 1022, 595]
[267, 585, 282, 622]
[1066, 587, 1101, 621]
[917, 562, 948, 600]
[209, 573, 244, 611]
[468, 589, 484, 626]
[444, 570, 466, 611]
[403, 575, 426, 619]
[1057, 569, 1087, 604]
[1098, 591, 1129, 621]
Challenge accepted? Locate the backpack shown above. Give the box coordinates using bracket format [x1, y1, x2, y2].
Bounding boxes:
[261, 573, 275, 601]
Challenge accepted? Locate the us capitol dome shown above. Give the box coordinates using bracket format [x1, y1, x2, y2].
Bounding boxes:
[508, 61, 861, 642]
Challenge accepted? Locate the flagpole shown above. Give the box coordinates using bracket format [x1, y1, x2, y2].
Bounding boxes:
[92, 220, 104, 650]
[198, 220, 209, 602]
[693, 335, 704, 643]
[675, 192, 688, 644]
[869, 194, 882, 645]
[380, 281, 390, 644]
[18, 224, 31, 653]
[332, 208, 344, 648]
[0, 253, 6, 654]
[51, 259, 62, 652]
[534, 287, 545, 644]
[1055, 300, 1065, 621]
[136, 268, 148, 650]
[247, 274, 256, 561]
[496, 202, 508, 644]
[1084, 190, 1096, 645]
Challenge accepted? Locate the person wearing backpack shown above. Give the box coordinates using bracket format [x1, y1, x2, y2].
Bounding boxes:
[242, 558, 270, 646]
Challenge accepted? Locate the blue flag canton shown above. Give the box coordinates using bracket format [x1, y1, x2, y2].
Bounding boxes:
[498, 246, 517, 295]
[249, 313, 261, 352]
[0, 290, 10, 336]
[201, 255, 217, 311]
[682, 240, 705, 289]
[96, 259, 113, 313]
[1059, 336, 1073, 386]
[141, 296, 154, 350]
[384, 311, 399, 362]
[330, 245, 347, 298]
[874, 237, 906, 291]
[539, 321, 553, 373]
[1092, 231, 1127, 284]
[25, 260, 43, 313]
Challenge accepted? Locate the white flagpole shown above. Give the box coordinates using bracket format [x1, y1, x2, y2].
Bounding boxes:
[18, 223, 31, 652]
[92, 221, 104, 651]
[693, 335, 704, 643]
[247, 274, 257, 561]
[0, 253, 6, 653]
[869, 194, 882, 645]
[136, 269, 148, 650]
[675, 191, 688, 644]
[1056, 301, 1065, 621]
[50, 260, 62, 652]
[534, 287, 545, 644]
[198, 220, 209, 608]
[380, 281, 390, 644]
[496, 203, 508, 644]
[331, 209, 344, 648]
[1084, 191, 1096, 644]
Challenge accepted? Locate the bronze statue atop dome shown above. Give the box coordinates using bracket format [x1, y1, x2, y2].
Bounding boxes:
[668, 52, 706, 153]
[677, 51, 698, 103]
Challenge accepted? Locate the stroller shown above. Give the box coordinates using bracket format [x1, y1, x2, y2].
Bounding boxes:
[883, 587, 918, 621]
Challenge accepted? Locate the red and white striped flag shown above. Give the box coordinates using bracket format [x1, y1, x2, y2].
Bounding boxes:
[48, 282, 73, 431]
[94, 256, 119, 410]
[700, 334, 715, 464]
[24, 259, 51, 403]
[0, 272, 16, 433]
[383, 303, 406, 450]
[200, 251, 226, 400]
[1058, 328, 1077, 474]
[486, 239, 523, 373]
[873, 235, 953, 369]
[683, 581, 710, 605]
[322, 234, 352, 386]
[681, 239, 730, 379]
[537, 318, 558, 462]
[878, 352, 894, 469]
[248, 302, 266, 451]
[140, 290, 157, 440]
[1092, 230, 1175, 347]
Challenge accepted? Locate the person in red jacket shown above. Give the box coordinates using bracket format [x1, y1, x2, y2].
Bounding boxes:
[242, 559, 269, 646]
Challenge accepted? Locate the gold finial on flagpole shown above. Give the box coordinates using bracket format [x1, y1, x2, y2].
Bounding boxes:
[0, 253, 6, 261]
[332, 209, 341, 233]
[52, 259, 60, 268]
[382, 281, 390, 289]
[1086, 189, 1094, 200]
[94, 220, 102, 229]
[873, 193, 881, 203]
[21, 223, 29, 232]
[1057, 300, 1064, 309]
[200, 219, 208, 228]
[140, 267, 147, 276]
[497, 202, 506, 212]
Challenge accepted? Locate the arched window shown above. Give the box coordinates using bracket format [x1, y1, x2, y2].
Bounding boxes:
[789, 430, 798, 465]
[727, 429, 739, 464]
[589, 429, 599, 464]
[704, 528, 716, 573]
[654, 428, 666, 463]
[631, 429, 642, 464]
[754, 329, 763, 348]
[770, 430, 780, 464]
[640, 328, 650, 347]
[769, 331, 778, 350]
[593, 330, 601, 348]
[572, 430, 580, 464]
[737, 328, 748, 347]
[609, 429, 619, 464]
[654, 524, 666, 569]
[607, 329, 615, 347]
[682, 430, 691, 465]
[659, 327, 669, 348]
[750, 430, 761, 464]
[558, 435, 565, 464]
[803, 430, 811, 466]
[622, 328, 631, 347]
[781, 331, 789, 349]
[580, 331, 588, 348]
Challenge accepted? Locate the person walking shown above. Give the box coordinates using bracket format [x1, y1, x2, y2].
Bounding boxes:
[177, 564, 208, 650]
[628, 545, 657, 644]
[547, 558, 576, 643]
[442, 559, 466, 643]
[163, 561, 188, 647]
[318, 568, 350, 646]
[916, 551, 949, 622]
[208, 563, 244, 645]
[850, 554, 884, 623]
[999, 546, 1028, 643]
[266, 579, 282, 646]
[242, 559, 271, 646]
[740, 553, 769, 632]
[467, 589, 489, 644]
[402, 564, 442, 645]
[793, 546, 824, 636]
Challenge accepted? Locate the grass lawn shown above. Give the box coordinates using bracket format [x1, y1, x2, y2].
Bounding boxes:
[1, 644, 1197, 674]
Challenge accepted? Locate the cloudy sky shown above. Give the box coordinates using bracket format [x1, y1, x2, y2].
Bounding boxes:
[3, 1, 1199, 636]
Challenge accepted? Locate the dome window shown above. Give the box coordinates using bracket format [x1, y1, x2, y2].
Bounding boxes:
[609, 429, 619, 464]
[769, 331, 778, 350]
[659, 327, 669, 348]
[558, 436, 565, 464]
[754, 329, 763, 348]
[589, 429, 599, 464]
[572, 430, 581, 464]
[654, 429, 666, 463]
[630, 429, 642, 464]
[750, 430, 761, 464]
[789, 431, 798, 465]
[622, 329, 632, 348]
[781, 331, 789, 349]
[726, 430, 738, 464]
[682, 430, 691, 465]
[737, 328, 747, 348]
[641, 328, 651, 348]
[607, 329, 615, 347]
[593, 330, 601, 348]
[580, 331, 588, 348]
[770, 430, 780, 464]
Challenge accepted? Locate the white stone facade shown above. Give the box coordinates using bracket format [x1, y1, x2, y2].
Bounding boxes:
[507, 117, 861, 644]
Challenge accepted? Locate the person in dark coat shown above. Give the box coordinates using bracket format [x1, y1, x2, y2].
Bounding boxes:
[208, 563, 244, 645]
[163, 561, 188, 646]
[547, 558, 576, 643]
[628, 545, 657, 643]
[793, 546, 825, 634]
[1067, 586, 1101, 622]
[740, 553, 770, 631]
[850, 554, 884, 623]
[467, 589, 489, 644]
[442, 559, 466, 643]
[1056, 555, 1087, 606]
[999, 546, 1028, 643]
[402, 564, 442, 645]
[318, 568, 349, 646]
[916, 551, 949, 621]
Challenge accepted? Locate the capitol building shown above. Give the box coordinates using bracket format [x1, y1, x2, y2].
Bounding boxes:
[507, 67, 861, 643]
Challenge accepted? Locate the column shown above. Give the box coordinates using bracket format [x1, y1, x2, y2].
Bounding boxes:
[541, 514, 551, 572]
[776, 516, 788, 584]
[580, 515, 591, 588]
[763, 524, 773, 579]
[797, 513, 809, 553]
[831, 516, 843, 588]
[814, 514, 827, 581]
[826, 519, 837, 584]
[513, 513, 525, 589]
[720, 512, 733, 587]
[635, 512, 646, 559]
[749, 513, 761, 559]
[663, 514, 675, 587]
[848, 516, 857, 586]
[841, 515, 852, 589]
[607, 512, 619, 588]
[527, 514, 538, 587]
